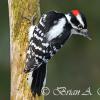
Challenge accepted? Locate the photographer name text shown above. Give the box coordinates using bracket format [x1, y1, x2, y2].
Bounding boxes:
[41, 86, 100, 96]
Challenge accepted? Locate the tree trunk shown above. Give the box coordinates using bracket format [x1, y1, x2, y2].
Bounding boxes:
[8, 0, 44, 99]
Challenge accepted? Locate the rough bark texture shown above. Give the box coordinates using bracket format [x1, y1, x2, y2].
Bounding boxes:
[8, 0, 44, 99]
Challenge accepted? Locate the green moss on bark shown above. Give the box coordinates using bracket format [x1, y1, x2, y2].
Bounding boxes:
[8, 0, 43, 99]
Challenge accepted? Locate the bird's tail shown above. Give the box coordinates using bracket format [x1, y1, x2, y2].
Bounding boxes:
[27, 62, 47, 97]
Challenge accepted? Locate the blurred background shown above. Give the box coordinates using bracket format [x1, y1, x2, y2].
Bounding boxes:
[0, 0, 10, 100]
[0, 0, 100, 100]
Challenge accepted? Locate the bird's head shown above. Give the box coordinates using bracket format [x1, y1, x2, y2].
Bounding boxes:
[66, 9, 91, 40]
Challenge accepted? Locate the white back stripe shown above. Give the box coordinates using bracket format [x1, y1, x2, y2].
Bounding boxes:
[47, 18, 66, 41]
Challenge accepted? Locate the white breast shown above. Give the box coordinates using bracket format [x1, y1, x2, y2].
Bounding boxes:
[28, 25, 35, 40]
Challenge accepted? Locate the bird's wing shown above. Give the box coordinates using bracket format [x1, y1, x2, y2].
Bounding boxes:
[24, 11, 66, 72]
[24, 11, 56, 72]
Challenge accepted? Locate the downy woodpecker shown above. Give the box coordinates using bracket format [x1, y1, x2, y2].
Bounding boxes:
[24, 10, 91, 96]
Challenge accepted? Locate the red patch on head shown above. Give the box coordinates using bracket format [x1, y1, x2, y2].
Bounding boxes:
[72, 10, 80, 16]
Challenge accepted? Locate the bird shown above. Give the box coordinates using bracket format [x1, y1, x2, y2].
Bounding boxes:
[24, 9, 91, 96]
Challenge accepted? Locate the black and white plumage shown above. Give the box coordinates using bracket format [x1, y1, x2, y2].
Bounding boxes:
[24, 10, 91, 96]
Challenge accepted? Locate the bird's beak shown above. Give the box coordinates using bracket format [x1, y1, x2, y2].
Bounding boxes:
[84, 31, 92, 40]
[85, 34, 92, 40]
[81, 29, 92, 40]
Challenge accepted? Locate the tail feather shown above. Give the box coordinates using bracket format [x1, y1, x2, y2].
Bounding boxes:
[30, 62, 46, 96]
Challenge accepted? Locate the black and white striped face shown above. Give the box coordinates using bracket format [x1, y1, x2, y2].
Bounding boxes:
[66, 10, 91, 40]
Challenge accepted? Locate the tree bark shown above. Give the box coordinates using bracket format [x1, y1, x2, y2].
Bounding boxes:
[8, 0, 44, 99]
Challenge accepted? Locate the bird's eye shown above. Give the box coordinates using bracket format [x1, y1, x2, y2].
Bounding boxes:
[78, 24, 83, 30]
